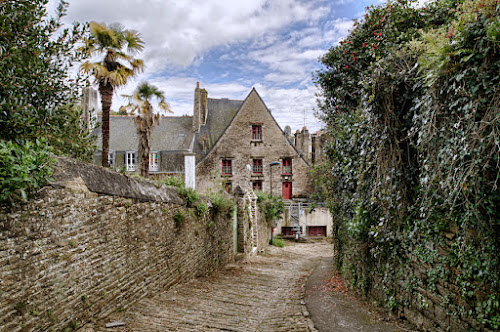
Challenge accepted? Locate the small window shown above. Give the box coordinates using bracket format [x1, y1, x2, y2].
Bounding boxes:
[224, 181, 232, 193]
[149, 151, 159, 172]
[222, 159, 232, 176]
[252, 125, 262, 141]
[253, 159, 263, 174]
[282, 158, 292, 174]
[252, 181, 262, 191]
[126, 151, 137, 172]
[108, 151, 115, 168]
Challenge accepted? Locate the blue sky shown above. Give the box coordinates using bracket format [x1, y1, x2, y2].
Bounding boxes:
[51, 0, 386, 133]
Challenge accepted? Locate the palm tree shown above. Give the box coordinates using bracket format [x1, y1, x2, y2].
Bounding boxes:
[123, 82, 171, 177]
[80, 22, 144, 167]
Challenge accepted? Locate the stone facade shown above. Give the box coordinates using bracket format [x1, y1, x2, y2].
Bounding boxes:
[90, 84, 326, 197]
[0, 158, 269, 331]
[195, 88, 311, 197]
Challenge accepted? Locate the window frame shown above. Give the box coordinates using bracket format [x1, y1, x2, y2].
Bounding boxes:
[222, 159, 232, 176]
[224, 181, 232, 193]
[108, 151, 115, 169]
[149, 151, 159, 172]
[252, 159, 263, 174]
[251, 125, 262, 141]
[252, 181, 262, 191]
[126, 151, 137, 172]
[282, 158, 292, 175]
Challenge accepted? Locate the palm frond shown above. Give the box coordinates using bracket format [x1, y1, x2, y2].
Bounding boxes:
[124, 30, 145, 53]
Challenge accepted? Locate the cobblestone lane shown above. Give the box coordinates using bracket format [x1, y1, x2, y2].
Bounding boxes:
[86, 241, 332, 332]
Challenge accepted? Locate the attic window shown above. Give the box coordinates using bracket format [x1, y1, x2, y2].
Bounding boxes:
[252, 125, 262, 141]
[222, 159, 232, 176]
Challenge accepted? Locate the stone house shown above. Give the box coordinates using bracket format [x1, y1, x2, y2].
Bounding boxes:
[91, 83, 325, 198]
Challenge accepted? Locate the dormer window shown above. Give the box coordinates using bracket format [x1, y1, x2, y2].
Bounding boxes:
[126, 151, 137, 172]
[252, 125, 262, 141]
[149, 151, 159, 172]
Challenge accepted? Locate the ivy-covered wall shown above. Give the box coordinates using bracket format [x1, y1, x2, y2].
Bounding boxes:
[313, 0, 500, 330]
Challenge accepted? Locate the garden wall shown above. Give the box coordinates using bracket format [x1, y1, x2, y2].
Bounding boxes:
[0, 158, 237, 331]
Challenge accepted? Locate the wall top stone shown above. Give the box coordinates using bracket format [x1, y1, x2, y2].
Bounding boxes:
[51, 156, 184, 204]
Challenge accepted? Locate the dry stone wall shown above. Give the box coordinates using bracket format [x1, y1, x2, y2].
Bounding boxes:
[0, 160, 235, 331]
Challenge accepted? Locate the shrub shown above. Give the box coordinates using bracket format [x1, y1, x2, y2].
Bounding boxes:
[0, 139, 54, 203]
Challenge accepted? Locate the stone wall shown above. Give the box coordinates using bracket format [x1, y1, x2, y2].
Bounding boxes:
[0, 159, 238, 332]
[343, 239, 494, 332]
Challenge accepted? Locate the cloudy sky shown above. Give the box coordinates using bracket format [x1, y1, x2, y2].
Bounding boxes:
[50, 0, 385, 133]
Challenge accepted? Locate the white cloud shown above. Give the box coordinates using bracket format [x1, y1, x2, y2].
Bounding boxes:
[59, 0, 328, 72]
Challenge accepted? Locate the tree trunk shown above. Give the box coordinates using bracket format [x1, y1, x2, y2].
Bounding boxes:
[99, 81, 114, 168]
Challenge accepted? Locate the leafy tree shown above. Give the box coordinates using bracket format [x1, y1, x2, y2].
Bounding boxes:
[122, 82, 170, 177]
[0, 0, 94, 203]
[81, 22, 144, 167]
[0, 0, 93, 159]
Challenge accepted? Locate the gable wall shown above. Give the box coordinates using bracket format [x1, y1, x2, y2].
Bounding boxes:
[196, 90, 310, 196]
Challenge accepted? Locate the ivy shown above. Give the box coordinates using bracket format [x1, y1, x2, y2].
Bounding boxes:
[314, 0, 500, 329]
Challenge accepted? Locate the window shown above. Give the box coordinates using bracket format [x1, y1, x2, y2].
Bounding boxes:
[252, 181, 262, 191]
[108, 151, 115, 168]
[224, 181, 232, 193]
[282, 158, 292, 174]
[149, 151, 159, 172]
[126, 151, 137, 172]
[222, 159, 232, 176]
[252, 125, 262, 141]
[253, 159, 263, 174]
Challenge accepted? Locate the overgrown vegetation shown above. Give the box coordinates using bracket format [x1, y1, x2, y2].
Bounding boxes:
[0, 0, 94, 203]
[314, 0, 500, 329]
[255, 191, 285, 224]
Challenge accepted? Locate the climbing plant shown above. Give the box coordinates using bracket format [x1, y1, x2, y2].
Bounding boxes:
[314, 0, 500, 329]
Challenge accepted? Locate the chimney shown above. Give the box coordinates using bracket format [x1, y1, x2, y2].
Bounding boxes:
[193, 82, 201, 133]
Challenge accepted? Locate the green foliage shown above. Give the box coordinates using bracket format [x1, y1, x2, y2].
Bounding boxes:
[0, 139, 54, 203]
[195, 201, 209, 217]
[161, 175, 185, 189]
[272, 237, 285, 248]
[0, 0, 94, 160]
[207, 190, 236, 217]
[314, 0, 500, 328]
[255, 191, 285, 223]
[173, 210, 185, 229]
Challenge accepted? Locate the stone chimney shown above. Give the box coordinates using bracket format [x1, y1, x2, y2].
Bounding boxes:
[193, 82, 208, 133]
[193, 82, 201, 133]
[294, 127, 312, 163]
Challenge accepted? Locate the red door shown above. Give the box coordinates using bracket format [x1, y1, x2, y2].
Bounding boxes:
[282, 182, 292, 199]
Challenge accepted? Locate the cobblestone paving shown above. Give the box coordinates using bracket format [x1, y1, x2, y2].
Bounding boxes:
[86, 241, 332, 332]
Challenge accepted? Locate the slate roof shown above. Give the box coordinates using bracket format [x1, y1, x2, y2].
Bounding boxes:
[93, 115, 194, 152]
[194, 98, 243, 159]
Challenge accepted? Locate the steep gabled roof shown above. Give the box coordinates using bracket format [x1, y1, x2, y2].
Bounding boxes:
[196, 88, 309, 166]
[93, 115, 194, 152]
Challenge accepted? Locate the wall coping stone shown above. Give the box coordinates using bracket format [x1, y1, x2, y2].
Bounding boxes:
[51, 156, 184, 204]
